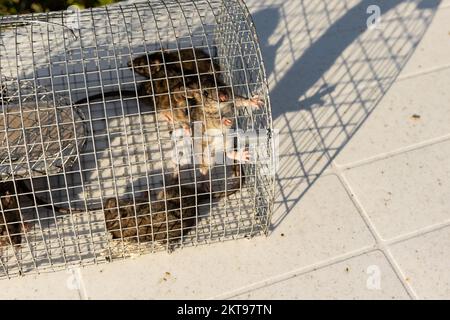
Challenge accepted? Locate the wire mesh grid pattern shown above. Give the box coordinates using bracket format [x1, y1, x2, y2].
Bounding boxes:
[0, 0, 274, 278]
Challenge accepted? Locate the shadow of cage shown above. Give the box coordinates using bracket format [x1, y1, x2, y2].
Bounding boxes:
[0, 0, 275, 278]
[246, 0, 441, 229]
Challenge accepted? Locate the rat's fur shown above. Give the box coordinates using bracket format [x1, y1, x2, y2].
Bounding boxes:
[103, 163, 244, 246]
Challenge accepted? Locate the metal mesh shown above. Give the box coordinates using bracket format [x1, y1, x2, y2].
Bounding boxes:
[0, 0, 274, 279]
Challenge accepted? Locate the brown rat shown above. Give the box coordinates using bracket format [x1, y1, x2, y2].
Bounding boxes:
[0, 184, 32, 251]
[77, 47, 261, 134]
[103, 163, 244, 247]
[128, 48, 223, 133]
[131, 47, 220, 78]
[76, 48, 222, 133]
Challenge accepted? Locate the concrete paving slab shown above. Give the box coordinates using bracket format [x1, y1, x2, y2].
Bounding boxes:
[334, 68, 450, 166]
[0, 269, 82, 300]
[343, 140, 450, 240]
[274, 110, 334, 201]
[233, 250, 410, 300]
[399, 7, 450, 77]
[389, 226, 450, 299]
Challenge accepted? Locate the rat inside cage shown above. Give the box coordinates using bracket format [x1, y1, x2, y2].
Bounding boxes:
[0, 0, 274, 279]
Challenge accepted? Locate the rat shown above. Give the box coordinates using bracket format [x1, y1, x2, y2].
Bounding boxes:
[75, 47, 262, 135]
[128, 47, 261, 132]
[130, 47, 221, 78]
[103, 162, 244, 248]
[0, 184, 32, 252]
[74, 48, 221, 134]
[126, 47, 224, 134]
[0, 177, 89, 252]
[0, 177, 83, 252]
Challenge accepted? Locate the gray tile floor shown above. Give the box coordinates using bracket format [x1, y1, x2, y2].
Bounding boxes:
[2, 0, 449, 299]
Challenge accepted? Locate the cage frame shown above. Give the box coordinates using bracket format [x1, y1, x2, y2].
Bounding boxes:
[0, 0, 275, 279]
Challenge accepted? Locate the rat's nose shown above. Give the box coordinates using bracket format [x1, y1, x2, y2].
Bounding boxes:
[219, 92, 229, 102]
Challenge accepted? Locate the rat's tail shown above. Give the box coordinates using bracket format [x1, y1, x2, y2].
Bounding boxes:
[73, 90, 140, 105]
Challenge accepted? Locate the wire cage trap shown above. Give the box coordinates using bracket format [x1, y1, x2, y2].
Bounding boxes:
[0, 0, 275, 279]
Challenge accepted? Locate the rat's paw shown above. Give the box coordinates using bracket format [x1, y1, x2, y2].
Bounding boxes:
[240, 149, 251, 162]
[161, 112, 175, 125]
[222, 118, 233, 127]
[249, 95, 265, 108]
[183, 126, 192, 137]
[199, 166, 209, 176]
[230, 149, 251, 162]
